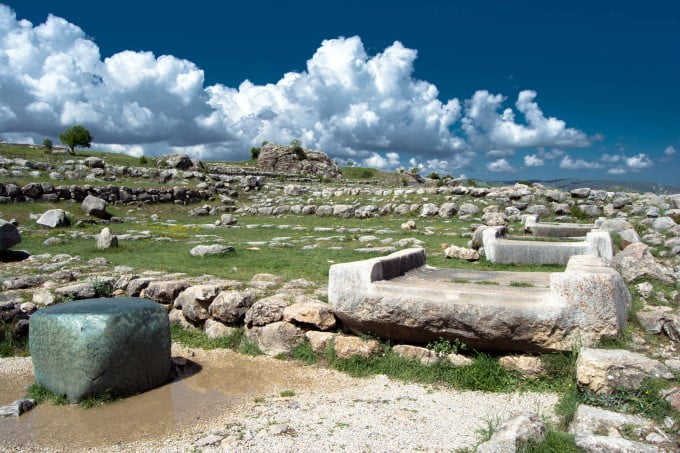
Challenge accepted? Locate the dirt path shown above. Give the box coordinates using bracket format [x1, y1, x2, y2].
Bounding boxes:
[0, 346, 558, 452]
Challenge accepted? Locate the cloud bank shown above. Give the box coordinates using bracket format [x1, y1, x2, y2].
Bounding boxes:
[0, 4, 591, 174]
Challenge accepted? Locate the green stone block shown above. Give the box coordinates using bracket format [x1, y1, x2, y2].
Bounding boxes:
[29, 297, 171, 402]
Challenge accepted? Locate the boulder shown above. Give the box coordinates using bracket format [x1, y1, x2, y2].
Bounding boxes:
[256, 143, 341, 178]
[83, 156, 105, 168]
[476, 413, 546, 453]
[305, 331, 336, 354]
[283, 302, 336, 330]
[481, 212, 507, 226]
[0, 219, 21, 252]
[209, 289, 256, 324]
[141, 280, 190, 304]
[458, 203, 480, 217]
[569, 404, 654, 438]
[576, 348, 674, 394]
[189, 244, 235, 256]
[652, 216, 677, 232]
[579, 204, 601, 218]
[439, 202, 458, 217]
[401, 220, 417, 230]
[574, 434, 663, 453]
[245, 321, 303, 356]
[244, 295, 288, 326]
[594, 218, 633, 233]
[204, 319, 238, 339]
[36, 209, 70, 228]
[611, 243, 675, 283]
[571, 188, 591, 198]
[392, 344, 438, 365]
[96, 227, 118, 249]
[81, 195, 109, 219]
[443, 245, 479, 261]
[333, 335, 380, 359]
[419, 203, 438, 217]
[2, 275, 45, 290]
[29, 298, 171, 402]
[176, 285, 221, 323]
[156, 153, 196, 170]
[499, 355, 545, 379]
[55, 282, 96, 300]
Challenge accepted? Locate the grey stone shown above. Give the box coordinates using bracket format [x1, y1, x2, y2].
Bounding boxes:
[82, 195, 109, 219]
[283, 302, 336, 330]
[0, 399, 36, 417]
[96, 227, 118, 249]
[476, 412, 546, 453]
[595, 218, 633, 233]
[444, 245, 479, 261]
[189, 244, 235, 256]
[36, 209, 70, 228]
[571, 188, 591, 198]
[29, 298, 171, 402]
[257, 143, 341, 178]
[574, 434, 663, 453]
[579, 204, 601, 217]
[392, 344, 439, 365]
[245, 321, 303, 356]
[244, 295, 289, 326]
[458, 203, 480, 216]
[141, 280, 189, 304]
[2, 275, 45, 290]
[611, 243, 675, 283]
[55, 282, 96, 300]
[220, 214, 237, 225]
[0, 218, 21, 252]
[569, 404, 654, 438]
[83, 157, 105, 168]
[652, 216, 677, 232]
[209, 290, 256, 323]
[203, 318, 238, 339]
[576, 348, 674, 394]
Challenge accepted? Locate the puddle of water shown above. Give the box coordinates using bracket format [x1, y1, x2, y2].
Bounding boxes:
[0, 348, 326, 450]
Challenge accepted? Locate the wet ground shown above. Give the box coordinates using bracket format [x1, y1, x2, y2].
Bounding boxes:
[0, 345, 347, 451]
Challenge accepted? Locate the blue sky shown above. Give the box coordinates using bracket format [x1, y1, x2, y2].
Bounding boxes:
[2, 1, 679, 184]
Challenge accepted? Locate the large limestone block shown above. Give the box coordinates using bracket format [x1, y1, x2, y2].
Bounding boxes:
[569, 404, 654, 437]
[576, 348, 674, 394]
[283, 302, 336, 330]
[0, 219, 21, 252]
[574, 433, 663, 453]
[29, 298, 171, 402]
[330, 249, 630, 352]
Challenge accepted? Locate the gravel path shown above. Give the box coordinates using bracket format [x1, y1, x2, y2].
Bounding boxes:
[0, 351, 558, 452]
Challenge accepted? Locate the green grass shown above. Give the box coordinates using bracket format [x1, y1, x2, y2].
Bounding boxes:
[279, 390, 296, 397]
[0, 144, 156, 168]
[580, 378, 678, 423]
[0, 321, 29, 358]
[510, 281, 535, 288]
[26, 383, 123, 408]
[291, 341, 318, 364]
[170, 324, 262, 355]
[521, 425, 581, 453]
[26, 383, 68, 405]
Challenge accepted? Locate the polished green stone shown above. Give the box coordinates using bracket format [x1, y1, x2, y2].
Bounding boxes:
[29, 297, 171, 402]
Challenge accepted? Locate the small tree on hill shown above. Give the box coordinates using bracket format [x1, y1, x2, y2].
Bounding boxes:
[289, 139, 306, 159]
[42, 138, 53, 153]
[59, 125, 92, 155]
[250, 146, 261, 160]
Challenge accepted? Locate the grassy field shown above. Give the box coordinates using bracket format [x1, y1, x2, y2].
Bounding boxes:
[2, 201, 564, 282]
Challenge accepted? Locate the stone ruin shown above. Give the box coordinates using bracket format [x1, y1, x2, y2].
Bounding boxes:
[256, 142, 341, 179]
[329, 248, 631, 352]
[482, 225, 613, 266]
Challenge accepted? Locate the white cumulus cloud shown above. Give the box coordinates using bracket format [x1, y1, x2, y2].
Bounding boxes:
[462, 90, 590, 150]
[523, 154, 544, 167]
[664, 145, 677, 157]
[0, 4, 593, 169]
[625, 153, 653, 170]
[559, 155, 603, 170]
[362, 151, 401, 170]
[487, 158, 516, 173]
[607, 167, 627, 175]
